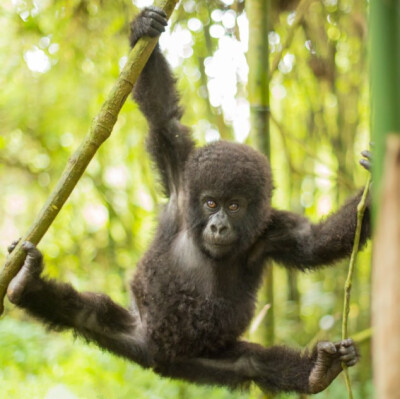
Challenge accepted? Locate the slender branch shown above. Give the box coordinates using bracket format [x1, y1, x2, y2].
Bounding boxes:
[352, 327, 372, 345]
[341, 175, 371, 399]
[0, 0, 179, 316]
[270, 114, 356, 189]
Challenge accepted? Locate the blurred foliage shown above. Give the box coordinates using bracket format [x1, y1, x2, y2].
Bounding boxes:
[0, 0, 372, 398]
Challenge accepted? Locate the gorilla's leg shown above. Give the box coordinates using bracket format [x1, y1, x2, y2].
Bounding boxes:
[156, 340, 358, 394]
[7, 241, 151, 367]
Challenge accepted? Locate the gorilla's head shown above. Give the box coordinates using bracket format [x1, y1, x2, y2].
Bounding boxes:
[184, 141, 273, 259]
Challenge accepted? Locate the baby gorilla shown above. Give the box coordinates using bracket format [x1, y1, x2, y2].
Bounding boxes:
[7, 6, 369, 395]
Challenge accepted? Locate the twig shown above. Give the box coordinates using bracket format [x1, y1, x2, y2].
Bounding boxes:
[0, 0, 179, 316]
[270, 114, 356, 189]
[352, 327, 372, 344]
[341, 175, 371, 399]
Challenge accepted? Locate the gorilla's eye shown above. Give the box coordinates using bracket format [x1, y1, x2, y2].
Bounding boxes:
[228, 202, 239, 212]
[206, 199, 217, 209]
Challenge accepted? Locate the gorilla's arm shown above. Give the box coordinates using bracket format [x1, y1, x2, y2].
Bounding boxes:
[262, 190, 371, 269]
[130, 7, 195, 197]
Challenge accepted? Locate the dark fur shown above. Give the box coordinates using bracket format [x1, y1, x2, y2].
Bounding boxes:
[7, 7, 369, 394]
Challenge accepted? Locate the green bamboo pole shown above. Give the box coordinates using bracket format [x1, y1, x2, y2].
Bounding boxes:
[370, 0, 400, 214]
[247, 0, 270, 156]
[341, 177, 371, 399]
[246, 3, 275, 390]
[0, 0, 179, 316]
[370, 1, 400, 397]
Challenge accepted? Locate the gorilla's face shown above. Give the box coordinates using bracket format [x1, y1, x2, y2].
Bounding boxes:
[199, 193, 249, 259]
[185, 141, 273, 260]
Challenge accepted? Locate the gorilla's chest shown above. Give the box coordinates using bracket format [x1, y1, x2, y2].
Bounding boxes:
[146, 279, 250, 359]
[133, 233, 257, 359]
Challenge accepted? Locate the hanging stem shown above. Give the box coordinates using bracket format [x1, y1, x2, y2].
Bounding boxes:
[0, 0, 179, 316]
[341, 175, 371, 399]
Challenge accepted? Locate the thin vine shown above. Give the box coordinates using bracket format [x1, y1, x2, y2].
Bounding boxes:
[341, 175, 372, 399]
[0, 0, 179, 315]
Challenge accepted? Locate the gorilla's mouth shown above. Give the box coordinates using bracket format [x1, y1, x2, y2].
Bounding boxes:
[204, 239, 235, 248]
[202, 239, 237, 259]
[212, 241, 233, 246]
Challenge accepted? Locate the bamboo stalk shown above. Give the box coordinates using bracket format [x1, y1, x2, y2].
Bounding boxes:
[341, 176, 371, 399]
[246, 4, 275, 399]
[247, 0, 270, 156]
[0, 0, 179, 316]
[246, 0, 274, 348]
[371, 0, 400, 396]
[370, 1, 400, 216]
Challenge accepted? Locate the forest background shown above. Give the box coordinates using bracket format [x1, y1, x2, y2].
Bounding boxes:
[0, 0, 373, 398]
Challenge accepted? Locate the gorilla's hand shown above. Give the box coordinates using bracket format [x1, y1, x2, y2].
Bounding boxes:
[308, 339, 358, 394]
[7, 241, 43, 305]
